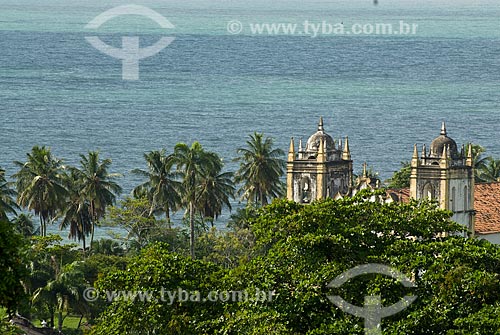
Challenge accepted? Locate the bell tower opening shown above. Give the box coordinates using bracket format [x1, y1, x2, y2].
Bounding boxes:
[423, 183, 434, 200]
[300, 176, 312, 203]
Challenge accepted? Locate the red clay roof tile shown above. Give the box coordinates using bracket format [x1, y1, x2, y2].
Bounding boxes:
[387, 183, 500, 235]
[474, 182, 500, 235]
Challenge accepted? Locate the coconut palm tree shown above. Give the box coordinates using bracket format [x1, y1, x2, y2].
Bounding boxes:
[32, 261, 88, 332]
[132, 150, 182, 225]
[172, 142, 221, 258]
[72, 151, 122, 250]
[234, 132, 285, 206]
[90, 238, 124, 256]
[13, 146, 68, 236]
[13, 213, 34, 237]
[0, 166, 18, 220]
[465, 143, 490, 181]
[477, 157, 500, 183]
[58, 171, 93, 252]
[197, 165, 235, 227]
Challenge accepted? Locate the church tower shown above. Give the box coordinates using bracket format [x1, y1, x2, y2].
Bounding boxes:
[287, 117, 353, 203]
[410, 122, 475, 234]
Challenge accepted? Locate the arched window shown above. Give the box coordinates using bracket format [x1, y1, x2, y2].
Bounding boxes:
[423, 183, 433, 200]
[330, 180, 336, 197]
[300, 177, 311, 203]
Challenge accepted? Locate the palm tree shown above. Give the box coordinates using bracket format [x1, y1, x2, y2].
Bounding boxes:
[172, 142, 221, 258]
[197, 164, 235, 227]
[386, 161, 411, 189]
[58, 171, 92, 251]
[73, 151, 122, 250]
[132, 150, 182, 225]
[13, 146, 68, 236]
[90, 238, 124, 256]
[465, 143, 489, 181]
[13, 213, 34, 237]
[32, 261, 88, 332]
[234, 132, 285, 206]
[477, 157, 500, 183]
[0, 166, 18, 220]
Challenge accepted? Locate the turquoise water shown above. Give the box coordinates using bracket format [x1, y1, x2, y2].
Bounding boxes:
[1, 0, 499, 237]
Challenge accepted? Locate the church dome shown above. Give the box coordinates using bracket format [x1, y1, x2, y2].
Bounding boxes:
[306, 117, 335, 152]
[430, 122, 459, 158]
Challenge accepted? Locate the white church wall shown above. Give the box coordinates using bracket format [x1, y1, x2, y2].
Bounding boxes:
[449, 178, 472, 229]
[477, 233, 500, 245]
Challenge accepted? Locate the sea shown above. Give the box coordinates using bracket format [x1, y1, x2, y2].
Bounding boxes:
[1, 0, 499, 240]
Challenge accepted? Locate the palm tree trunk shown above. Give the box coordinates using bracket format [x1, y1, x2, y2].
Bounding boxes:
[39, 216, 43, 237]
[90, 223, 95, 251]
[57, 311, 63, 331]
[165, 206, 171, 229]
[82, 232, 87, 255]
[78, 315, 84, 329]
[189, 201, 195, 258]
[50, 310, 54, 329]
[90, 200, 96, 252]
[79, 212, 87, 255]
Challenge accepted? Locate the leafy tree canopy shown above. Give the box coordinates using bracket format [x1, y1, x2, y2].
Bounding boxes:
[386, 161, 411, 189]
[0, 220, 27, 314]
[89, 192, 500, 334]
[90, 243, 223, 335]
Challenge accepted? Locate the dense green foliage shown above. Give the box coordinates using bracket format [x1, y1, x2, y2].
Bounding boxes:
[87, 193, 500, 334]
[90, 243, 223, 335]
[4, 190, 500, 334]
[0, 308, 23, 335]
[107, 196, 188, 253]
[386, 161, 411, 189]
[0, 220, 26, 314]
[20, 235, 128, 332]
[4, 138, 500, 334]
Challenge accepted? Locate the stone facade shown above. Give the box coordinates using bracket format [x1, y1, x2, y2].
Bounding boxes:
[409, 122, 475, 235]
[286, 119, 477, 236]
[286, 117, 353, 203]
